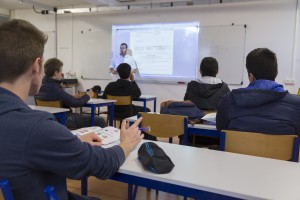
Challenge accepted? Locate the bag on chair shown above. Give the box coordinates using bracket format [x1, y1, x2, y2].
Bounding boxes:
[138, 142, 174, 174]
[160, 100, 205, 120]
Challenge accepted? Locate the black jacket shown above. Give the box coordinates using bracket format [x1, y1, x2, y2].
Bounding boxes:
[216, 89, 300, 136]
[36, 76, 90, 109]
[103, 79, 141, 118]
[184, 81, 230, 110]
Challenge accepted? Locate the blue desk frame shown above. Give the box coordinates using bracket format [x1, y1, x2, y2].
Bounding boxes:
[81, 102, 114, 126]
[53, 112, 66, 126]
[133, 96, 157, 112]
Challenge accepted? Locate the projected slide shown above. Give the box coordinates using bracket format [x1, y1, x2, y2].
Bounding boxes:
[111, 22, 199, 83]
[130, 30, 174, 75]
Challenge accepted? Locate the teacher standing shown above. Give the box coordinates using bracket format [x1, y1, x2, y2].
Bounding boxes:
[109, 43, 137, 80]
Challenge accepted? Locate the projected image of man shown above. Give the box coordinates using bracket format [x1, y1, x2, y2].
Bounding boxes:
[109, 43, 137, 79]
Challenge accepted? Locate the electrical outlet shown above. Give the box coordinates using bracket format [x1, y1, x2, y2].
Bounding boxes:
[284, 79, 295, 85]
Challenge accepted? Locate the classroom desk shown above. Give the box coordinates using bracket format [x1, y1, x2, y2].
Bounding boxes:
[110, 140, 300, 200]
[81, 98, 116, 126]
[29, 105, 69, 125]
[133, 95, 157, 112]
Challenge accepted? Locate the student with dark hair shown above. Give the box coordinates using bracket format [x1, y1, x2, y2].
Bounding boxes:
[103, 63, 150, 119]
[216, 48, 300, 135]
[184, 57, 230, 110]
[36, 57, 106, 129]
[0, 19, 144, 200]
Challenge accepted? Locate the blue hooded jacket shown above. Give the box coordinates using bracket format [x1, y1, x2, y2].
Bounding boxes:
[216, 80, 300, 135]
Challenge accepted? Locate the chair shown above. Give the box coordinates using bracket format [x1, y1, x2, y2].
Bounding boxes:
[0, 179, 60, 200]
[220, 130, 299, 162]
[0, 179, 14, 200]
[138, 112, 188, 144]
[106, 95, 132, 127]
[44, 185, 59, 200]
[129, 112, 188, 200]
[297, 88, 300, 96]
[35, 98, 62, 108]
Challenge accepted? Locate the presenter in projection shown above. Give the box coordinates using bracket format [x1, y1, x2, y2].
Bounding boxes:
[109, 43, 137, 79]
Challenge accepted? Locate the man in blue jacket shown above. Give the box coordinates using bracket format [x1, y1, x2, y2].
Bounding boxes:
[36, 57, 106, 129]
[216, 48, 300, 136]
[0, 19, 143, 200]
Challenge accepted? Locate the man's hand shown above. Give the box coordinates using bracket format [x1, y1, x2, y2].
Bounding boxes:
[79, 132, 102, 147]
[119, 117, 144, 157]
[110, 68, 117, 75]
[129, 72, 134, 81]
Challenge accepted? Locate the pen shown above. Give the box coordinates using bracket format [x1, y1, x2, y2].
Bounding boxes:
[139, 126, 151, 132]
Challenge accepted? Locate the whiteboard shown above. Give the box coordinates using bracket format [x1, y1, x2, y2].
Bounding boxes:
[80, 30, 111, 79]
[80, 24, 246, 84]
[199, 25, 246, 85]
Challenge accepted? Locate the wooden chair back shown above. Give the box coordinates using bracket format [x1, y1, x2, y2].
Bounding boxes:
[139, 112, 188, 139]
[220, 130, 299, 162]
[35, 98, 62, 108]
[297, 88, 300, 96]
[106, 95, 132, 106]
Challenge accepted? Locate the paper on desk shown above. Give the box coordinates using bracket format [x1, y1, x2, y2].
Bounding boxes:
[201, 113, 216, 124]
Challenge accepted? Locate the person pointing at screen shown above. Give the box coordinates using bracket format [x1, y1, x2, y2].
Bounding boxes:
[109, 43, 138, 79]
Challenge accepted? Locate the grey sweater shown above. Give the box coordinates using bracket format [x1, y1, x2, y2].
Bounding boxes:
[0, 87, 125, 200]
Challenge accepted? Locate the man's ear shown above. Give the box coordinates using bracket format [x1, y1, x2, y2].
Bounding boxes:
[248, 73, 256, 83]
[32, 57, 41, 73]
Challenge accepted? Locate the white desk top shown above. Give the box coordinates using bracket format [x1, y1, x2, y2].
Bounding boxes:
[29, 105, 69, 114]
[86, 98, 116, 104]
[136, 95, 156, 99]
[125, 115, 217, 130]
[120, 140, 300, 200]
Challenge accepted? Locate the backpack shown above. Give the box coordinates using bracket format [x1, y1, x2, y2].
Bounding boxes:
[138, 142, 175, 174]
[160, 100, 205, 120]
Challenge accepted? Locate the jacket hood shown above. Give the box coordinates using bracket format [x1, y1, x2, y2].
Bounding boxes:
[231, 89, 288, 107]
[188, 81, 225, 98]
[0, 87, 29, 116]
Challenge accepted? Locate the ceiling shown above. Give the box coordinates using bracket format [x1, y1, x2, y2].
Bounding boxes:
[0, 0, 268, 10]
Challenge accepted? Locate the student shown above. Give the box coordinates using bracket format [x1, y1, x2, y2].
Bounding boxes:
[184, 57, 230, 110]
[109, 43, 137, 79]
[36, 58, 106, 129]
[0, 19, 143, 200]
[216, 48, 300, 135]
[103, 63, 150, 118]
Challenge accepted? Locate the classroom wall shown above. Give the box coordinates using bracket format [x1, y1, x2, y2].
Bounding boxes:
[11, 0, 299, 110]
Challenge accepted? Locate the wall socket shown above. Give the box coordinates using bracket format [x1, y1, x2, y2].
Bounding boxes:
[284, 79, 295, 85]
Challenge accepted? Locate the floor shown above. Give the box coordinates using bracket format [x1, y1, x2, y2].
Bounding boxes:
[67, 177, 187, 200]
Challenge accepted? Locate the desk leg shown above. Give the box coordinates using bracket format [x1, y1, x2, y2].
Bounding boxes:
[60, 113, 66, 126]
[90, 105, 95, 126]
[81, 177, 88, 196]
[153, 99, 156, 112]
[109, 104, 114, 126]
[143, 100, 146, 112]
[54, 113, 66, 126]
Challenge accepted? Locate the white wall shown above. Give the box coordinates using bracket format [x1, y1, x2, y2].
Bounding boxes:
[12, 0, 300, 110]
